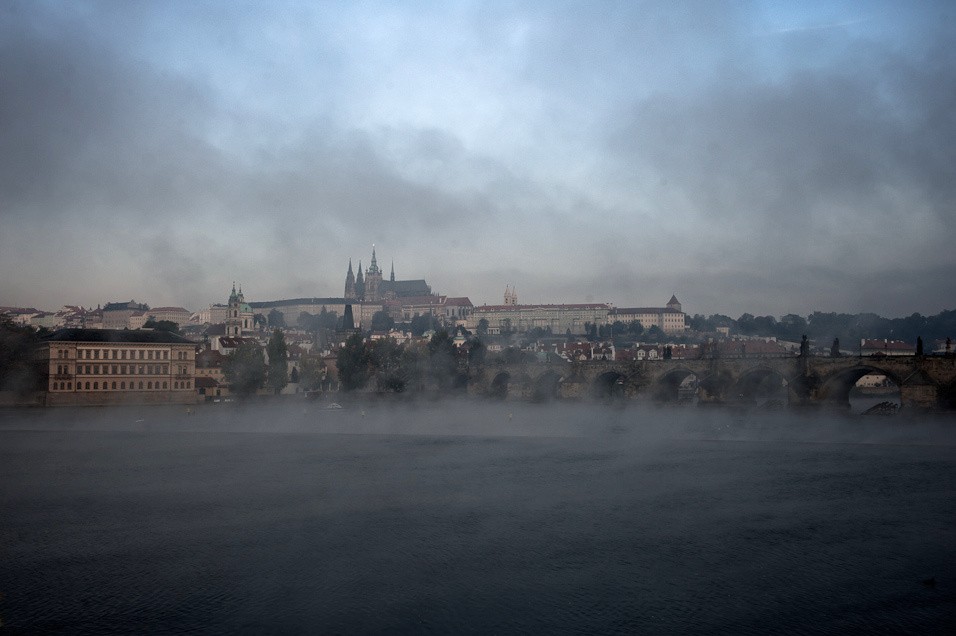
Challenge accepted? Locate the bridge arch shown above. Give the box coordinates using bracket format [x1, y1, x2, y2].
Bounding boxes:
[655, 367, 699, 403]
[490, 371, 510, 399]
[532, 370, 563, 402]
[592, 370, 627, 400]
[697, 369, 735, 403]
[732, 366, 790, 407]
[818, 365, 903, 409]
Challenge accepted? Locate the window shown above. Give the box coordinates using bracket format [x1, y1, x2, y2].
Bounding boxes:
[138, 381, 143, 390]
[121, 381, 125, 390]
[163, 351, 168, 360]
[147, 381, 152, 390]
[93, 350, 99, 360]
[93, 382, 98, 390]
[174, 381, 179, 389]
[112, 365, 117, 374]
[162, 382, 167, 389]
[112, 382, 116, 390]
[66, 382, 71, 390]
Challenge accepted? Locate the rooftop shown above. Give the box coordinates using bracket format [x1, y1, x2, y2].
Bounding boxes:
[43, 328, 194, 344]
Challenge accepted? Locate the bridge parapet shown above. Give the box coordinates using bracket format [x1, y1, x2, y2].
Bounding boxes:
[467, 354, 956, 409]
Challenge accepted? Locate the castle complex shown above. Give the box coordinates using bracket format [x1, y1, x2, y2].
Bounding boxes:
[344, 246, 431, 302]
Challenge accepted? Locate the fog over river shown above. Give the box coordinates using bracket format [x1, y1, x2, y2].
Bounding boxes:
[2, 403, 954, 634]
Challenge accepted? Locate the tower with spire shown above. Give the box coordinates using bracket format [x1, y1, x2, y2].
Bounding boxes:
[390, 261, 395, 282]
[504, 285, 517, 305]
[344, 259, 356, 299]
[355, 261, 365, 300]
[365, 245, 383, 302]
[227, 282, 247, 337]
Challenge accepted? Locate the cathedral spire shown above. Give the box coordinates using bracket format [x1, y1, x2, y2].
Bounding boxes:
[368, 244, 380, 275]
[345, 259, 356, 299]
[390, 260, 395, 282]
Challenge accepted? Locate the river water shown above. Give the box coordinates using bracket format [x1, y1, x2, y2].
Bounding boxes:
[2, 403, 954, 634]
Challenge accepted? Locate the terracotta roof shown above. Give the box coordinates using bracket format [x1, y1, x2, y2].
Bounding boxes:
[43, 328, 194, 344]
[861, 339, 913, 351]
[477, 303, 611, 311]
[611, 307, 682, 314]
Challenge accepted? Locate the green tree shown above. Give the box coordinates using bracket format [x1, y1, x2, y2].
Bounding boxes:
[0, 316, 42, 394]
[467, 336, 485, 365]
[409, 313, 433, 337]
[477, 318, 489, 336]
[223, 342, 266, 397]
[370, 310, 395, 333]
[143, 319, 179, 333]
[427, 329, 458, 389]
[266, 328, 288, 394]
[337, 332, 371, 391]
[370, 338, 406, 392]
[299, 355, 326, 391]
[268, 309, 286, 329]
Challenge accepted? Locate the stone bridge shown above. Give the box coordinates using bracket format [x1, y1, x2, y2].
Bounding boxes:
[465, 355, 956, 410]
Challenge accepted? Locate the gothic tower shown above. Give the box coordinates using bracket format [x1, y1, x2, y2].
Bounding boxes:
[390, 261, 395, 282]
[344, 259, 356, 299]
[355, 261, 365, 300]
[365, 245, 383, 302]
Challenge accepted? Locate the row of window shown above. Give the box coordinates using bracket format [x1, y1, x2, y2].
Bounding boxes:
[66, 364, 173, 376]
[50, 380, 193, 391]
[55, 348, 193, 361]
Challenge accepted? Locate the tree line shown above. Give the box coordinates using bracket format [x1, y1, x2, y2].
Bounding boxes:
[688, 309, 956, 346]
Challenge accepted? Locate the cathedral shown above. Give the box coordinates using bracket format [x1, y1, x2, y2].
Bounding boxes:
[344, 246, 431, 302]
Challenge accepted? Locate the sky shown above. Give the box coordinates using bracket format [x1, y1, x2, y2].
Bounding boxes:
[1, 0, 954, 318]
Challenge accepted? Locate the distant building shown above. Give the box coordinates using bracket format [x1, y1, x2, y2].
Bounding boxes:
[102, 300, 149, 329]
[344, 246, 432, 302]
[147, 307, 191, 326]
[225, 284, 253, 337]
[861, 339, 914, 357]
[38, 328, 198, 406]
[386, 295, 473, 325]
[468, 290, 612, 336]
[608, 295, 686, 334]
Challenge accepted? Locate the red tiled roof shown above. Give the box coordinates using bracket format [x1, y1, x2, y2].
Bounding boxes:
[477, 303, 611, 311]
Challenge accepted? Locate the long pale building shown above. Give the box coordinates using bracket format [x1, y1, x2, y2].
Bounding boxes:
[39, 329, 198, 406]
[467, 303, 612, 335]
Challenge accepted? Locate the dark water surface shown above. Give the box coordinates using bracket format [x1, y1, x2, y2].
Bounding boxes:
[2, 403, 954, 634]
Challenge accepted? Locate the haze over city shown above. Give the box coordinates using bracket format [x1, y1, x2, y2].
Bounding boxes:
[1, 0, 954, 316]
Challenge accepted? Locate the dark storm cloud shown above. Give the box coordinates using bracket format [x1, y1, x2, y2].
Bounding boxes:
[1, 1, 953, 316]
[604, 12, 956, 315]
[0, 3, 520, 308]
